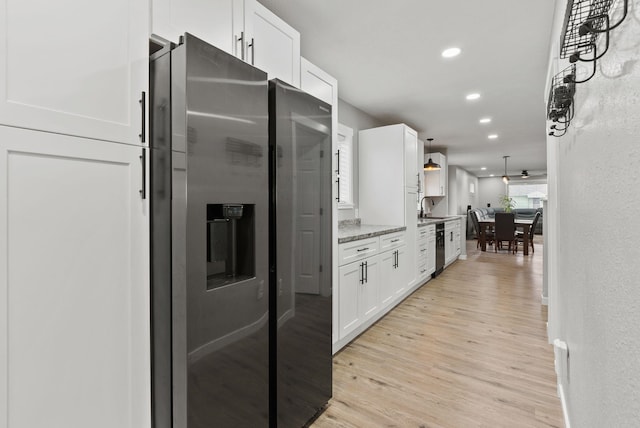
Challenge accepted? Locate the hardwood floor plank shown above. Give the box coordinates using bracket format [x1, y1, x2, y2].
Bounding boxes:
[312, 237, 563, 427]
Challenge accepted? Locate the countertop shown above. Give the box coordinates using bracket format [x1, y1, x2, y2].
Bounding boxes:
[416, 215, 463, 227]
[338, 224, 406, 244]
[337, 215, 464, 243]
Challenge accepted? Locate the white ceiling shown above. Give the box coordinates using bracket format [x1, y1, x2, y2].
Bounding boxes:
[258, 0, 557, 178]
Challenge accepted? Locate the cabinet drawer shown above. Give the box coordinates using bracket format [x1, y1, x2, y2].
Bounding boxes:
[338, 237, 379, 266]
[417, 242, 428, 261]
[417, 227, 429, 239]
[417, 260, 428, 277]
[427, 224, 436, 236]
[379, 231, 405, 252]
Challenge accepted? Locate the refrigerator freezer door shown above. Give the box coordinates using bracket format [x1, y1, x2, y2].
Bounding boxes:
[269, 80, 333, 427]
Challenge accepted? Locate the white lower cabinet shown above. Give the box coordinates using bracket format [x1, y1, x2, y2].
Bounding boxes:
[394, 246, 408, 297]
[360, 256, 380, 321]
[0, 125, 150, 428]
[445, 219, 461, 265]
[416, 225, 435, 283]
[380, 245, 407, 308]
[338, 255, 379, 340]
[379, 249, 397, 308]
[427, 232, 436, 275]
[336, 231, 418, 353]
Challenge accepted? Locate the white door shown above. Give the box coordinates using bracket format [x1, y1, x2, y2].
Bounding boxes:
[379, 250, 396, 308]
[427, 235, 436, 275]
[249, 2, 300, 86]
[360, 256, 380, 321]
[404, 126, 418, 191]
[0, 126, 150, 428]
[0, 0, 149, 146]
[394, 246, 408, 297]
[151, 0, 239, 55]
[293, 120, 327, 295]
[338, 262, 361, 340]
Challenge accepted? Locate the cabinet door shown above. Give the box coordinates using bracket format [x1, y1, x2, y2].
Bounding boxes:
[338, 262, 361, 340]
[394, 246, 408, 297]
[0, 126, 150, 428]
[404, 126, 418, 191]
[249, 2, 301, 86]
[0, 0, 148, 145]
[151, 0, 239, 55]
[360, 256, 380, 321]
[417, 139, 425, 195]
[427, 236, 436, 275]
[379, 250, 396, 308]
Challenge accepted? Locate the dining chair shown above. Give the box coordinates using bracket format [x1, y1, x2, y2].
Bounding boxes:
[471, 209, 493, 248]
[494, 212, 517, 253]
[517, 211, 541, 253]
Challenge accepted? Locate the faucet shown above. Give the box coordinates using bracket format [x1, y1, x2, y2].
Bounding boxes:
[420, 196, 428, 218]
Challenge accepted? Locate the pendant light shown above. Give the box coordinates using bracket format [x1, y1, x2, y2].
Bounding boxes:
[502, 155, 510, 183]
[424, 138, 441, 171]
[521, 170, 529, 179]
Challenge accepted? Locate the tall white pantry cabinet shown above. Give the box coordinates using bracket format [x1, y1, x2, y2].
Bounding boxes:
[358, 123, 419, 288]
[0, 0, 151, 427]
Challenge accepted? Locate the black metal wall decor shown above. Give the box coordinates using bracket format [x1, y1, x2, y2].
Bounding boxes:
[547, 65, 576, 137]
[560, 0, 629, 84]
[549, 0, 630, 137]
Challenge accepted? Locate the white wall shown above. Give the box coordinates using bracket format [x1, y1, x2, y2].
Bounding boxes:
[448, 166, 479, 215]
[547, 0, 640, 425]
[477, 176, 507, 209]
[337, 98, 384, 220]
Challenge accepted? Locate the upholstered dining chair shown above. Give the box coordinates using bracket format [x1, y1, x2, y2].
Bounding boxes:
[494, 212, 517, 253]
[517, 210, 541, 253]
[471, 209, 493, 248]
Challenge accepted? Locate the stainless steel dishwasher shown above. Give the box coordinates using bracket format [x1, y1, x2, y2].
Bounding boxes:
[433, 222, 445, 277]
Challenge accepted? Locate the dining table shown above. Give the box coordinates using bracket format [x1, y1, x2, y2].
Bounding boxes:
[478, 218, 534, 255]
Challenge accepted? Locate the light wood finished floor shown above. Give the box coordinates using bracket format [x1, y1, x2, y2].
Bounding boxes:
[312, 237, 563, 428]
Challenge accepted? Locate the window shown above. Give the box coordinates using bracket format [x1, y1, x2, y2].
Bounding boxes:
[508, 182, 548, 209]
[336, 123, 353, 207]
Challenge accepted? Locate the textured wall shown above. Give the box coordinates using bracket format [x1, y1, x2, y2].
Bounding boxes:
[477, 176, 507, 208]
[549, 0, 640, 425]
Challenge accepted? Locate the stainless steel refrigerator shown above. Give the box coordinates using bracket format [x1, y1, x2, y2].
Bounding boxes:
[149, 33, 332, 428]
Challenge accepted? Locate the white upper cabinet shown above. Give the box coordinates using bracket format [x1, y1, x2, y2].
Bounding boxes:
[359, 123, 419, 226]
[300, 58, 337, 106]
[151, 0, 239, 54]
[404, 126, 418, 192]
[0, 0, 149, 145]
[417, 139, 425, 195]
[250, 2, 300, 87]
[152, 0, 300, 86]
[425, 152, 447, 197]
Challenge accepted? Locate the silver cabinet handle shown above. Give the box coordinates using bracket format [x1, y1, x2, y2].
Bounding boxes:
[247, 37, 255, 65]
[236, 31, 245, 60]
[357, 247, 370, 252]
[391, 238, 400, 243]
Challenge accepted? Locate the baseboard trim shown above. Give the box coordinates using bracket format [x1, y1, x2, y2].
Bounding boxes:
[541, 294, 548, 306]
[458, 255, 467, 260]
[558, 382, 571, 428]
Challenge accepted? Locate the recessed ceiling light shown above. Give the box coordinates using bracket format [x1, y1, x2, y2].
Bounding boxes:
[488, 134, 498, 139]
[466, 93, 481, 101]
[441, 47, 461, 58]
[479, 118, 491, 124]
[481, 167, 487, 170]
[490, 174, 495, 177]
